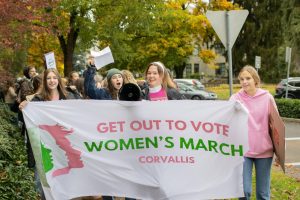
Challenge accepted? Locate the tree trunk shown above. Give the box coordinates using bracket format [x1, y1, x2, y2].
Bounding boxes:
[173, 63, 186, 78]
[57, 11, 79, 77]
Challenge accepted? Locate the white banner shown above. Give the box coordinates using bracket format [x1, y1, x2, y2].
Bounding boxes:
[23, 100, 248, 200]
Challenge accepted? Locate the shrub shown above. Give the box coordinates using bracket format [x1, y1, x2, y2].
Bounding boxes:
[0, 102, 39, 199]
[275, 98, 300, 119]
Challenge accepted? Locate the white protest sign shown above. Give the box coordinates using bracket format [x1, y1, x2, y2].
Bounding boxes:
[44, 52, 56, 69]
[23, 100, 248, 200]
[91, 46, 114, 69]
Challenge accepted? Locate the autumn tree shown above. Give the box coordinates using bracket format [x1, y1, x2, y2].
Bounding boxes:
[0, 0, 38, 74]
[95, 0, 212, 78]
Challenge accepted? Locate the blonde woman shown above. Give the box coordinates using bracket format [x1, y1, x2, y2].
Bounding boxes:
[230, 65, 277, 200]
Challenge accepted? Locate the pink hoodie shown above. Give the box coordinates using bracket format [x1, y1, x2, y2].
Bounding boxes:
[230, 88, 276, 158]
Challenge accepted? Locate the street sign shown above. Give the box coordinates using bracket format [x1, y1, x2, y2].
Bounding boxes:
[206, 10, 249, 50]
[255, 56, 261, 69]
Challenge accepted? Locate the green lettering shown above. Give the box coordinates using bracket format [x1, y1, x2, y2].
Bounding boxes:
[164, 136, 174, 148]
[119, 138, 134, 150]
[145, 137, 158, 148]
[105, 140, 118, 151]
[208, 140, 218, 153]
[231, 145, 243, 156]
[180, 137, 195, 149]
[195, 139, 208, 151]
[135, 138, 145, 149]
[219, 143, 230, 155]
[84, 141, 103, 152]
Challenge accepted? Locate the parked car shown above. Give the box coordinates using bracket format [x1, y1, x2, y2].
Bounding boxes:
[174, 79, 205, 90]
[177, 83, 217, 100]
[274, 77, 300, 99]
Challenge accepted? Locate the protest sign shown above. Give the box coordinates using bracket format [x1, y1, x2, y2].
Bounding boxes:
[91, 46, 114, 69]
[44, 52, 56, 69]
[269, 101, 285, 172]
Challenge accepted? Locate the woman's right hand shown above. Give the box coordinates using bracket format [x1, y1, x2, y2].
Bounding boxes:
[18, 100, 28, 111]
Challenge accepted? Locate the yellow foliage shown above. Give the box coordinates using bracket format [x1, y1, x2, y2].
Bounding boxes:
[159, 39, 169, 48]
[210, 0, 241, 11]
[27, 32, 63, 73]
[166, 2, 182, 10]
[208, 63, 219, 70]
[57, 63, 64, 75]
[166, 0, 188, 10]
[177, 48, 186, 57]
[199, 49, 216, 64]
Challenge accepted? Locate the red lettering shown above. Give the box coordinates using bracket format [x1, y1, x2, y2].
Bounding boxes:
[165, 120, 174, 130]
[202, 122, 213, 133]
[190, 121, 202, 131]
[175, 120, 186, 130]
[97, 123, 108, 133]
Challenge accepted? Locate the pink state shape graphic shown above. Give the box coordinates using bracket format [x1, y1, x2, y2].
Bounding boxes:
[39, 124, 84, 177]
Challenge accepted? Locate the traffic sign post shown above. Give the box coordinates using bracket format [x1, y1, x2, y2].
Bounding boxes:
[285, 47, 292, 99]
[255, 56, 261, 71]
[206, 10, 249, 96]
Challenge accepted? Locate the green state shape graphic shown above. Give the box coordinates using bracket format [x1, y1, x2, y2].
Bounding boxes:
[41, 143, 54, 173]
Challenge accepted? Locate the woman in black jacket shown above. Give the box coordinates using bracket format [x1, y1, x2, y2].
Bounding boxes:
[19, 68, 78, 200]
[143, 61, 185, 100]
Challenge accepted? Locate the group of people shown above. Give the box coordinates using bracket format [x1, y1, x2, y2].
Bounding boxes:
[5, 59, 277, 200]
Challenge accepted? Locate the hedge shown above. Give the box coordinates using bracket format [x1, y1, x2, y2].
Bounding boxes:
[275, 98, 300, 119]
[0, 102, 39, 200]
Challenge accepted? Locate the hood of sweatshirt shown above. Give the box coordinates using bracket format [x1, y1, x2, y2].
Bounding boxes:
[236, 88, 268, 100]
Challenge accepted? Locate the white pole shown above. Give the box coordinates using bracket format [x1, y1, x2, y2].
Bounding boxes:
[285, 47, 291, 99]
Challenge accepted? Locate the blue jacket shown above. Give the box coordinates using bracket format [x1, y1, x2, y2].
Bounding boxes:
[84, 67, 112, 100]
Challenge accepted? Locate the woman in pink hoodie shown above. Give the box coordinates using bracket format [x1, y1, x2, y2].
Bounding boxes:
[230, 65, 277, 200]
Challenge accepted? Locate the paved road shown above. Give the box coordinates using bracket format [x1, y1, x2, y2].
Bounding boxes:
[284, 118, 300, 167]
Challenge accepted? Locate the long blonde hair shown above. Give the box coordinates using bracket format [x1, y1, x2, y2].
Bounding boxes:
[122, 70, 137, 85]
[145, 61, 176, 89]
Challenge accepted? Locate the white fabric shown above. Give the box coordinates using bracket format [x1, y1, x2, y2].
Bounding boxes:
[149, 85, 162, 93]
[23, 100, 248, 200]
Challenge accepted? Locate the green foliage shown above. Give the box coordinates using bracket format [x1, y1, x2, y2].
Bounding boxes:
[275, 98, 300, 119]
[233, 0, 284, 83]
[0, 102, 38, 199]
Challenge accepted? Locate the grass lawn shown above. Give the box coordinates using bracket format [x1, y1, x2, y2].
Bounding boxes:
[270, 164, 300, 200]
[226, 164, 300, 200]
[207, 84, 277, 100]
